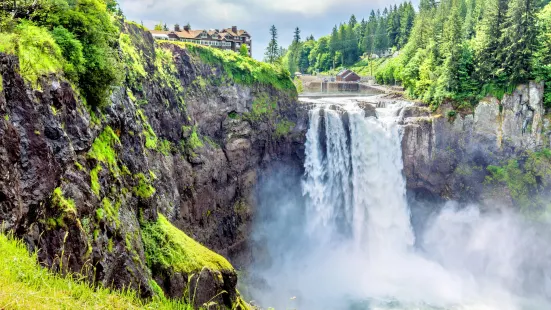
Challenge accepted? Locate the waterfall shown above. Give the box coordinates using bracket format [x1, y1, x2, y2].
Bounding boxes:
[250, 97, 551, 310]
[302, 101, 414, 254]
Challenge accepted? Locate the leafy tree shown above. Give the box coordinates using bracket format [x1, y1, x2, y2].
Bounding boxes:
[239, 44, 249, 57]
[154, 22, 163, 31]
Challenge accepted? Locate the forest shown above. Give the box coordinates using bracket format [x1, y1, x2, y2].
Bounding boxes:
[283, 0, 551, 108]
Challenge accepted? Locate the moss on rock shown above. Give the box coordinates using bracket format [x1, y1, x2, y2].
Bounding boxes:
[141, 214, 233, 274]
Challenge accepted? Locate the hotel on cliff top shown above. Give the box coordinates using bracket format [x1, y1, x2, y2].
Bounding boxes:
[150, 25, 252, 56]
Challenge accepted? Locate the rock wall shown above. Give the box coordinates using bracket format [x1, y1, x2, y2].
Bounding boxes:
[0, 23, 305, 307]
[399, 82, 547, 204]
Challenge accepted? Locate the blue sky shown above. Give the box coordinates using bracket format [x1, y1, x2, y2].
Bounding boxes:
[119, 0, 419, 60]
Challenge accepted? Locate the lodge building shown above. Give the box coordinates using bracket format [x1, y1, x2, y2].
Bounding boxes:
[150, 25, 252, 56]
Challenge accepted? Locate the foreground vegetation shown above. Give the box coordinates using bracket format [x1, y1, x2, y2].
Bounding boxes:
[0, 233, 193, 310]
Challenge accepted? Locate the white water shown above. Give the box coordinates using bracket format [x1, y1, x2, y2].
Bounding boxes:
[249, 98, 551, 310]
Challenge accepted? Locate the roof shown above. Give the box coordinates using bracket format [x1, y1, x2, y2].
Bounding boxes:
[343, 71, 360, 80]
[150, 27, 250, 41]
[176, 29, 205, 39]
[337, 69, 351, 77]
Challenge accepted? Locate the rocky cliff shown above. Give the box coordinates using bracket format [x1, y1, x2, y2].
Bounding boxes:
[397, 82, 548, 205]
[0, 22, 305, 308]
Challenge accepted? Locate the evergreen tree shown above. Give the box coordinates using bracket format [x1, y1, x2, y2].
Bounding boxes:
[293, 27, 301, 44]
[399, 2, 415, 48]
[438, 0, 466, 96]
[473, 0, 509, 82]
[163, 23, 168, 31]
[265, 25, 279, 63]
[500, 0, 538, 83]
[349, 14, 358, 28]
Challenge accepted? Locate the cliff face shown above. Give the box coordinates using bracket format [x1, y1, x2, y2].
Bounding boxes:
[399, 82, 547, 204]
[0, 23, 305, 307]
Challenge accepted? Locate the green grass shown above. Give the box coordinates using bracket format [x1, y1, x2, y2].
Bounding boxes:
[164, 41, 295, 92]
[141, 214, 233, 274]
[0, 22, 64, 88]
[0, 233, 194, 310]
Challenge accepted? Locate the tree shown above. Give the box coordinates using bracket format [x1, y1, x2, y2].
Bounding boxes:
[239, 44, 249, 57]
[154, 22, 163, 31]
[293, 27, 301, 44]
[265, 25, 279, 63]
[473, 0, 509, 82]
[499, 0, 538, 84]
[163, 23, 168, 31]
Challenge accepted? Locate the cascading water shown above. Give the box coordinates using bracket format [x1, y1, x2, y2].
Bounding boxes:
[249, 97, 551, 310]
[302, 101, 414, 254]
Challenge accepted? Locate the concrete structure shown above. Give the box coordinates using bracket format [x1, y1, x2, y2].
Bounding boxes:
[150, 25, 252, 56]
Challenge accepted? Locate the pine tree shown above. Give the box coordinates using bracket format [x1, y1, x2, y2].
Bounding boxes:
[438, 0, 466, 95]
[398, 2, 415, 48]
[265, 25, 279, 63]
[163, 24, 169, 31]
[473, 0, 509, 82]
[293, 27, 301, 44]
[349, 14, 358, 28]
[499, 0, 538, 83]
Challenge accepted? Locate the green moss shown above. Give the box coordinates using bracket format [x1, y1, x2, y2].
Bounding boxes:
[188, 127, 204, 149]
[275, 120, 295, 138]
[0, 73, 3, 92]
[486, 149, 551, 217]
[158, 139, 173, 156]
[74, 161, 84, 171]
[136, 110, 158, 150]
[228, 111, 239, 119]
[90, 165, 103, 196]
[3, 114, 9, 121]
[154, 47, 184, 94]
[119, 33, 146, 90]
[141, 214, 234, 273]
[88, 126, 121, 174]
[51, 187, 76, 215]
[101, 197, 120, 228]
[107, 238, 114, 253]
[133, 173, 156, 199]
[166, 42, 295, 92]
[149, 280, 165, 298]
[244, 93, 277, 122]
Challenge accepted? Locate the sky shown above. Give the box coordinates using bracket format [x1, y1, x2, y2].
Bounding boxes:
[119, 0, 419, 60]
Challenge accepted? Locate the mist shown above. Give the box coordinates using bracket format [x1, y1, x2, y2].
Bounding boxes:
[246, 100, 551, 310]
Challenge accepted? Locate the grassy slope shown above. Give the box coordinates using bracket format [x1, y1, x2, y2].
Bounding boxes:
[0, 233, 191, 310]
